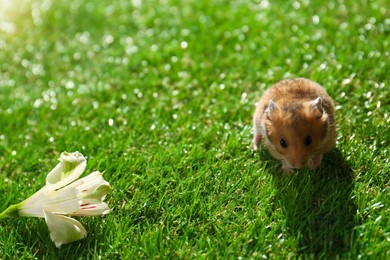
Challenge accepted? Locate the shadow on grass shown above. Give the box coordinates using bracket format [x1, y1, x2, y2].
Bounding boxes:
[8, 218, 110, 259]
[271, 148, 357, 258]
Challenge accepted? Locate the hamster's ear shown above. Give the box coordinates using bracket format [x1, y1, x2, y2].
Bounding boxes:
[310, 97, 322, 110]
[309, 97, 324, 119]
[265, 100, 277, 120]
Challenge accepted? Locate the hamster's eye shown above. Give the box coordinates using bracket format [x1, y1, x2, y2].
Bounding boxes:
[280, 138, 288, 148]
[304, 136, 312, 146]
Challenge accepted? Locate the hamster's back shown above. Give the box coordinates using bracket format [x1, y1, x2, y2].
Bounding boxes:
[258, 78, 335, 125]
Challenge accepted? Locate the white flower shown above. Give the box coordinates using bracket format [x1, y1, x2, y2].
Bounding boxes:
[0, 151, 112, 248]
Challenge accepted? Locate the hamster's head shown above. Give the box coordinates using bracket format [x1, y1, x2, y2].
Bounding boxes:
[264, 97, 329, 169]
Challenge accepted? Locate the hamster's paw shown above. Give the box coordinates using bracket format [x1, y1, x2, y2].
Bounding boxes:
[282, 162, 293, 175]
[252, 134, 262, 151]
[309, 155, 323, 170]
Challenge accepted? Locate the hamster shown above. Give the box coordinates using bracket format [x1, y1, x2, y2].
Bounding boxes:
[253, 78, 336, 174]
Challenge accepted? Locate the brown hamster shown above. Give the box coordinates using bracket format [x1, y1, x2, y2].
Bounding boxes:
[253, 78, 336, 174]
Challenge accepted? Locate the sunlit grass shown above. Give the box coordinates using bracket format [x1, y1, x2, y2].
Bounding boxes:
[0, 0, 389, 258]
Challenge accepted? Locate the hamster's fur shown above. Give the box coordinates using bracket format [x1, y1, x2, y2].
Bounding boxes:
[253, 78, 336, 174]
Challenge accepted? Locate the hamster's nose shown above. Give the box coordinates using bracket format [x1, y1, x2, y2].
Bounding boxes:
[289, 157, 307, 168]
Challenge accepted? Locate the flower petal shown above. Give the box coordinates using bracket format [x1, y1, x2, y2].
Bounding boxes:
[71, 201, 110, 216]
[66, 171, 112, 216]
[18, 187, 47, 218]
[68, 171, 112, 202]
[44, 210, 87, 248]
[20, 186, 81, 217]
[67, 171, 105, 189]
[46, 152, 87, 191]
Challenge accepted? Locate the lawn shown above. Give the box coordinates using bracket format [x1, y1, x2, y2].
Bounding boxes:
[0, 0, 389, 258]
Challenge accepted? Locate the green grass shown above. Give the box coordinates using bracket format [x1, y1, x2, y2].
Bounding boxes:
[0, 0, 389, 258]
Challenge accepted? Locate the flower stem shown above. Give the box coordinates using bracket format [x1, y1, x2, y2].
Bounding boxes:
[0, 203, 21, 219]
